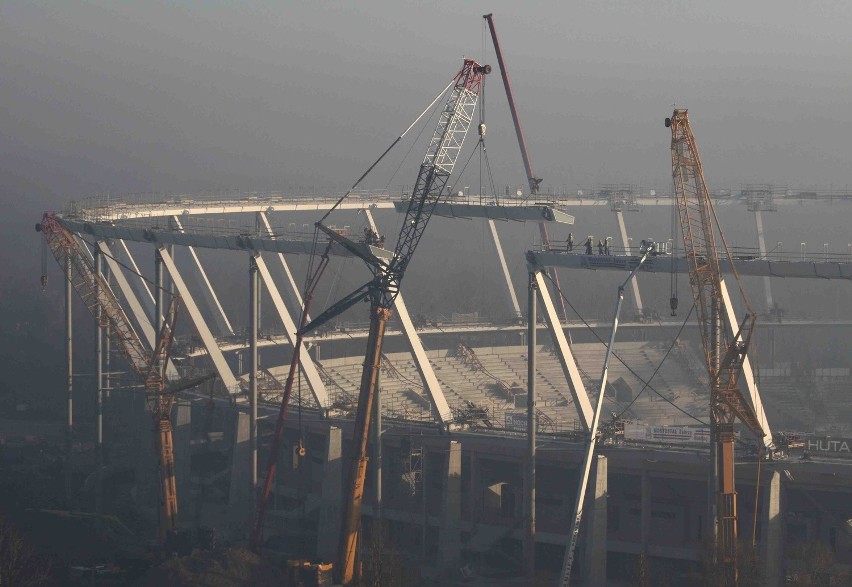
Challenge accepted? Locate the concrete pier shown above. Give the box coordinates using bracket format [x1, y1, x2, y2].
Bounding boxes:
[583, 455, 608, 586]
[173, 400, 192, 527]
[229, 412, 251, 535]
[317, 426, 342, 562]
[764, 470, 783, 587]
[438, 441, 462, 571]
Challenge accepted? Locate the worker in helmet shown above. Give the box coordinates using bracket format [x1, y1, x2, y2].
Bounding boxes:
[585, 236, 594, 255]
[598, 239, 605, 255]
[566, 232, 574, 252]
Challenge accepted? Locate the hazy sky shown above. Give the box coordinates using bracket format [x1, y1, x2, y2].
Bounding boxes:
[3, 1, 852, 410]
[4, 0, 852, 204]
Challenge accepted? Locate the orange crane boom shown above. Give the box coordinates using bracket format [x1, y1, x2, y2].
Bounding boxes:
[38, 213, 210, 545]
[666, 110, 764, 583]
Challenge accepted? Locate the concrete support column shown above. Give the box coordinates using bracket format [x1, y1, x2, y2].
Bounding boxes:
[317, 426, 343, 562]
[65, 254, 74, 503]
[583, 455, 608, 586]
[438, 440, 462, 571]
[641, 467, 651, 553]
[173, 400, 192, 528]
[763, 470, 783, 587]
[229, 412, 251, 535]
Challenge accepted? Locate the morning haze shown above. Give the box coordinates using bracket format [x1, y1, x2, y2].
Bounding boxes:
[1, 1, 851, 584]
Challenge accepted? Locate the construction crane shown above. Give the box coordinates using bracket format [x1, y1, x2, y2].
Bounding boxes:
[37, 213, 212, 546]
[483, 13, 571, 324]
[666, 110, 765, 584]
[249, 58, 487, 584]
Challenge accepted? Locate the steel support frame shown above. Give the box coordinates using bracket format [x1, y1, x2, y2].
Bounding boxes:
[719, 278, 774, 448]
[754, 210, 775, 312]
[116, 238, 156, 323]
[525, 274, 536, 580]
[488, 219, 522, 318]
[362, 208, 452, 427]
[258, 211, 309, 321]
[249, 257, 259, 492]
[615, 210, 644, 315]
[531, 270, 592, 430]
[157, 246, 239, 391]
[252, 254, 330, 410]
[173, 216, 235, 336]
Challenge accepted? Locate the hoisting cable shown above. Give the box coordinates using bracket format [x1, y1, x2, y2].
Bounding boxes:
[541, 271, 709, 426]
[384, 85, 447, 193]
[317, 78, 455, 226]
[613, 303, 696, 419]
[77, 236, 173, 295]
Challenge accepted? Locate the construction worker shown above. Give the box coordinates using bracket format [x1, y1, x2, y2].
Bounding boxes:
[585, 236, 593, 255]
[604, 237, 611, 255]
[567, 232, 574, 252]
[598, 239, 605, 255]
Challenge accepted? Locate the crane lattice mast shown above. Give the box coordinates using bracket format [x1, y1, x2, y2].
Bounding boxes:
[667, 110, 764, 583]
[38, 213, 206, 544]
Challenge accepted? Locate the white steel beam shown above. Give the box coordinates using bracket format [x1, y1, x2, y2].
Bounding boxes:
[615, 210, 644, 315]
[488, 219, 522, 318]
[172, 216, 235, 336]
[393, 293, 453, 426]
[533, 271, 592, 430]
[257, 212, 308, 321]
[719, 278, 774, 449]
[116, 239, 156, 323]
[754, 210, 774, 311]
[158, 247, 238, 392]
[98, 241, 156, 349]
[252, 254, 330, 410]
[363, 208, 452, 427]
[97, 241, 179, 380]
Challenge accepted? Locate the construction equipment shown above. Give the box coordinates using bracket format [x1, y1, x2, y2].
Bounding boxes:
[37, 213, 212, 545]
[250, 59, 487, 584]
[557, 246, 652, 586]
[666, 110, 765, 584]
[483, 13, 571, 324]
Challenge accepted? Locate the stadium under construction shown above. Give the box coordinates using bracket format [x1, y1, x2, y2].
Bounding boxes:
[39, 183, 852, 585]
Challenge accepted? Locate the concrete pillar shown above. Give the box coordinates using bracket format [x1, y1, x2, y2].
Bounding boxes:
[317, 426, 343, 563]
[229, 412, 251, 533]
[641, 467, 651, 553]
[438, 440, 462, 571]
[173, 400, 192, 527]
[763, 470, 783, 587]
[583, 455, 608, 586]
